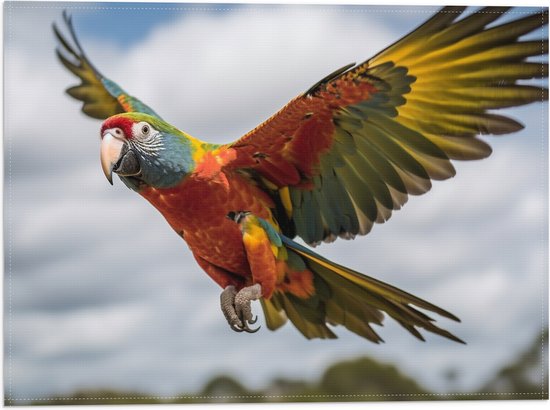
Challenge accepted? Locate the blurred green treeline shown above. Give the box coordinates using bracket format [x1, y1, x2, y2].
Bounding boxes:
[7, 330, 547, 405]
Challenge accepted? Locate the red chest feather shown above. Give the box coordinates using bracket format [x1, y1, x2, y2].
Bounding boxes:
[139, 170, 274, 275]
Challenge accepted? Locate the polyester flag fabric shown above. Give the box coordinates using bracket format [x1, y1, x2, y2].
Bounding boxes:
[3, 1, 549, 405]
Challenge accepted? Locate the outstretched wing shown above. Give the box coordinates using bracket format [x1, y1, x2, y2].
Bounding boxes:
[53, 11, 160, 120]
[228, 6, 548, 245]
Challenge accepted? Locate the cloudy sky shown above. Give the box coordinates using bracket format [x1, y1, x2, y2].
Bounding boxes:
[3, 1, 548, 403]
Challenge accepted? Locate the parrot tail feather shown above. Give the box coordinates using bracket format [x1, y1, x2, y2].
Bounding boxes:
[262, 237, 465, 344]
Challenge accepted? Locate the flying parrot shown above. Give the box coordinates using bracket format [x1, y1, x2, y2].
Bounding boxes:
[54, 6, 548, 343]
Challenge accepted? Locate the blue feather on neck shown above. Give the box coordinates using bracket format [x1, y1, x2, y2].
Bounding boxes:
[120, 132, 195, 191]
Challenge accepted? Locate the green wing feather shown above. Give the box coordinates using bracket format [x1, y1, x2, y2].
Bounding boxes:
[254, 210, 464, 343]
[53, 11, 160, 120]
[280, 236, 465, 343]
[259, 298, 287, 330]
[278, 6, 548, 245]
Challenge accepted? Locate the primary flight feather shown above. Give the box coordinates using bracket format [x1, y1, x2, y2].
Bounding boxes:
[54, 6, 548, 343]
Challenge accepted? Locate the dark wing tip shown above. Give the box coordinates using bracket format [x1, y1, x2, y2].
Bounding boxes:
[304, 62, 356, 96]
[54, 10, 104, 79]
[439, 5, 467, 13]
[441, 310, 461, 323]
[63, 9, 73, 28]
[449, 334, 467, 345]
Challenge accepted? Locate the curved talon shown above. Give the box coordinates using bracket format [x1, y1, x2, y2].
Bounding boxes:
[242, 322, 261, 333]
[230, 323, 244, 333]
[221, 283, 262, 334]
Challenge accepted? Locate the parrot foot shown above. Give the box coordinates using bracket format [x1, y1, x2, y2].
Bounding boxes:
[220, 284, 262, 333]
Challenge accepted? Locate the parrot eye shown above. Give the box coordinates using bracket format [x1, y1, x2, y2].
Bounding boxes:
[132, 121, 157, 141]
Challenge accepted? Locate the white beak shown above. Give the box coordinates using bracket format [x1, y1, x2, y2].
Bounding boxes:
[100, 132, 125, 185]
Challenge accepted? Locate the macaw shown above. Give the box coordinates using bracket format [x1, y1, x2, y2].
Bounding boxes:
[54, 6, 548, 343]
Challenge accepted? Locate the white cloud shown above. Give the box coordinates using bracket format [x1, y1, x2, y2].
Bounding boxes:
[17, 304, 150, 358]
[4, 3, 547, 400]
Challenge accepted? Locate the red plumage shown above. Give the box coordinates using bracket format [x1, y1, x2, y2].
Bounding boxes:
[55, 6, 548, 342]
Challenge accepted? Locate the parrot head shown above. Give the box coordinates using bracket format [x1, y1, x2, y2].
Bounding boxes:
[99, 112, 196, 190]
